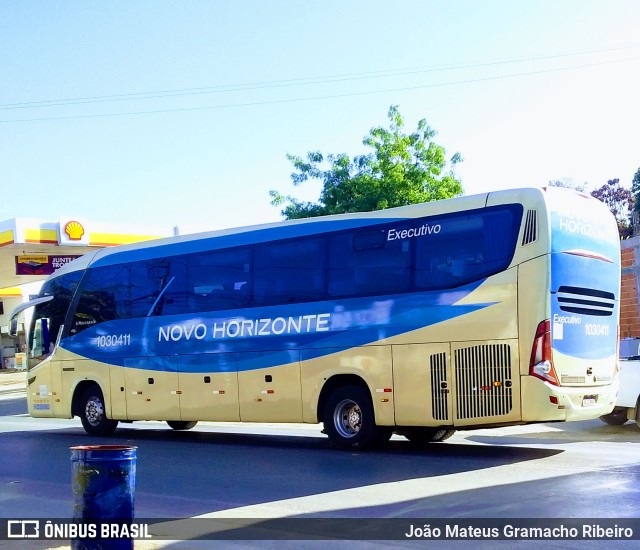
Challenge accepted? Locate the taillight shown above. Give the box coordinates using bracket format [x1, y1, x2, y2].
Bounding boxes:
[529, 319, 559, 386]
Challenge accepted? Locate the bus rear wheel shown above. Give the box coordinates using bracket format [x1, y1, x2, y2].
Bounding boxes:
[79, 385, 118, 436]
[323, 385, 381, 450]
[403, 428, 456, 445]
[167, 421, 198, 430]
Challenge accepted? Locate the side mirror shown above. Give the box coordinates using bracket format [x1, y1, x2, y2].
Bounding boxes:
[41, 318, 50, 355]
[9, 295, 54, 338]
[9, 316, 18, 337]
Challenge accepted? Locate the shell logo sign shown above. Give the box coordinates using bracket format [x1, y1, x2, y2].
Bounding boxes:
[64, 220, 85, 240]
[59, 217, 90, 246]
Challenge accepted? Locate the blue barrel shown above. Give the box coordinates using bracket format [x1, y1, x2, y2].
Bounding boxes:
[70, 445, 137, 550]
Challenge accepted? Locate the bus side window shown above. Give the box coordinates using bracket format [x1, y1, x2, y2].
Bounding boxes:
[130, 262, 171, 317]
[71, 265, 128, 333]
[162, 248, 251, 314]
[328, 232, 410, 297]
[254, 238, 325, 306]
[414, 208, 518, 290]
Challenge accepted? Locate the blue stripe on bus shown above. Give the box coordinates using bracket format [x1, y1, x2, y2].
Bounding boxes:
[90, 217, 403, 268]
[61, 281, 494, 372]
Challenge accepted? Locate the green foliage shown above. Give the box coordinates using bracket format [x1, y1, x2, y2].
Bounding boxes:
[270, 106, 463, 219]
[632, 166, 640, 216]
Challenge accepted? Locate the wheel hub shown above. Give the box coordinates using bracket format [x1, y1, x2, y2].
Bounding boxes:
[85, 397, 104, 426]
[334, 399, 362, 438]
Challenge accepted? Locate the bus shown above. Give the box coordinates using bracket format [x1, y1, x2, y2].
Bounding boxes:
[10, 187, 621, 449]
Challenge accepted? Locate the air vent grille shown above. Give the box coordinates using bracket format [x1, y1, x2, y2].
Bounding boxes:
[557, 286, 615, 317]
[522, 209, 538, 245]
[455, 344, 513, 419]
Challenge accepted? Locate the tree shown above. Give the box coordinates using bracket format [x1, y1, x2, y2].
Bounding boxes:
[270, 106, 463, 219]
[631, 166, 640, 217]
[590, 178, 634, 238]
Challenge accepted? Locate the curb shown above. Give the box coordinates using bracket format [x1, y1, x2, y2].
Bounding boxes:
[0, 371, 27, 393]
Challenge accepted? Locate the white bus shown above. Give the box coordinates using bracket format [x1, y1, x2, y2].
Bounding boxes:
[11, 187, 620, 449]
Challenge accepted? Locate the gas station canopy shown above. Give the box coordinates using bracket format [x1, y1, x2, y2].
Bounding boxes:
[0, 217, 172, 292]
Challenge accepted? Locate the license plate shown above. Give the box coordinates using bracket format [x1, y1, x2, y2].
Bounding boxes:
[582, 395, 598, 407]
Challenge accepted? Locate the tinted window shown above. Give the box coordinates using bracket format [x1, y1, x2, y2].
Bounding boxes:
[30, 271, 82, 365]
[131, 261, 171, 317]
[39, 270, 83, 303]
[72, 261, 169, 333]
[414, 207, 518, 289]
[72, 265, 130, 332]
[328, 229, 411, 297]
[68, 205, 521, 325]
[254, 238, 325, 305]
[162, 248, 250, 314]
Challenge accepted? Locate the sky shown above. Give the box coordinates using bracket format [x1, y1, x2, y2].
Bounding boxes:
[1, 1, 639, 235]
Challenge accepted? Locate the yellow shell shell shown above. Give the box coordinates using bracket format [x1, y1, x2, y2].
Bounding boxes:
[64, 220, 85, 240]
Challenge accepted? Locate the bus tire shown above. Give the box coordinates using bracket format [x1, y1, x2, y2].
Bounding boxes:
[599, 407, 628, 426]
[323, 385, 378, 450]
[79, 385, 118, 436]
[167, 421, 198, 430]
[432, 429, 456, 442]
[404, 428, 455, 445]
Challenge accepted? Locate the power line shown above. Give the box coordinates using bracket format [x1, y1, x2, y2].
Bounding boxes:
[1, 44, 638, 111]
[1, 54, 638, 124]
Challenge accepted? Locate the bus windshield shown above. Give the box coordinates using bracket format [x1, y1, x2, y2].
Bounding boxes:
[26, 271, 82, 369]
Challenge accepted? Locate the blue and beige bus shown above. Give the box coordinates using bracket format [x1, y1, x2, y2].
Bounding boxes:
[11, 187, 620, 449]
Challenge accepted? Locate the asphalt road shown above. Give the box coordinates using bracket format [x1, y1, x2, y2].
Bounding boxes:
[1, 390, 639, 550]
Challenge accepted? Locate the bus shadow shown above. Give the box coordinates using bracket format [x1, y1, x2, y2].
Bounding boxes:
[463, 419, 640, 446]
[94, 423, 565, 460]
[6, 422, 569, 461]
[1, 425, 564, 520]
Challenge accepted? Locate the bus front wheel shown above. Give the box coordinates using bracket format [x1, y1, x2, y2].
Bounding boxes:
[167, 421, 198, 430]
[79, 385, 118, 436]
[323, 385, 380, 449]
